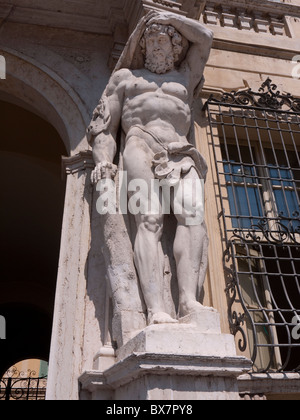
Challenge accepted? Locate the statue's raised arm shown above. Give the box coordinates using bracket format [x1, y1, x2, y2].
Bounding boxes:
[144, 12, 213, 98]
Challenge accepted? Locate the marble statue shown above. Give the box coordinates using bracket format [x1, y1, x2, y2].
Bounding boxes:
[88, 11, 213, 328]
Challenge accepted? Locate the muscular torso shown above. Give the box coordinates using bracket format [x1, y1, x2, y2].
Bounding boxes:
[121, 68, 192, 149]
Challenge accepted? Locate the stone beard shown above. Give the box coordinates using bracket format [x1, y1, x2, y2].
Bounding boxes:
[144, 50, 175, 74]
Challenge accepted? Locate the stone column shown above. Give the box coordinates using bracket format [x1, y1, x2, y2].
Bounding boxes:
[46, 152, 94, 401]
[46, 151, 147, 400]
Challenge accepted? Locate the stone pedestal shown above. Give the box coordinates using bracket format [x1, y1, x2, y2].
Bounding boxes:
[79, 309, 252, 400]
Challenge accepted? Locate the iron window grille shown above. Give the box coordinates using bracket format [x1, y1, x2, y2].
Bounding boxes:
[205, 78, 300, 372]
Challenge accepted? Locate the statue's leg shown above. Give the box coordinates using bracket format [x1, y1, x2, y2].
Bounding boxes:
[171, 168, 210, 318]
[123, 137, 178, 325]
[134, 213, 179, 325]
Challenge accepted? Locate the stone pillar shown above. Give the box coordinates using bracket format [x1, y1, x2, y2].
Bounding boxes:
[46, 152, 94, 400]
[46, 151, 147, 400]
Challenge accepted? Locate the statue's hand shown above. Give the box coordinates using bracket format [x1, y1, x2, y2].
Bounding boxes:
[91, 161, 118, 185]
[146, 11, 178, 27]
[145, 10, 160, 24]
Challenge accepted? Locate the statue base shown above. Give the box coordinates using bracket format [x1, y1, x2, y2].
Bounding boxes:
[79, 309, 252, 400]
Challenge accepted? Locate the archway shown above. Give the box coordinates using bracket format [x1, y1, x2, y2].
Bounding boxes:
[0, 46, 91, 154]
[0, 100, 67, 377]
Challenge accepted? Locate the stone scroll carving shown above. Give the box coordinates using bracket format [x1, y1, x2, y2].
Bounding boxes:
[88, 11, 214, 348]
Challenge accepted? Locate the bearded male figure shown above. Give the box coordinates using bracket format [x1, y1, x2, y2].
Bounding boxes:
[88, 12, 214, 326]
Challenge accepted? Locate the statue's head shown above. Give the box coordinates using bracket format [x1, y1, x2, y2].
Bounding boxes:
[140, 23, 183, 74]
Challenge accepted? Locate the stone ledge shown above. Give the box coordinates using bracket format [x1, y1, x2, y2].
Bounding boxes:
[79, 352, 252, 393]
[238, 372, 300, 396]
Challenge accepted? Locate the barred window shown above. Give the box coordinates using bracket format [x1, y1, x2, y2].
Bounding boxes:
[205, 79, 300, 372]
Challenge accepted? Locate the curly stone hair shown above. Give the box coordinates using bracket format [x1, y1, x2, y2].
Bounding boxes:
[140, 23, 183, 62]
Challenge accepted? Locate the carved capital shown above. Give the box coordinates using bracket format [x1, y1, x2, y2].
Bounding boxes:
[62, 151, 94, 176]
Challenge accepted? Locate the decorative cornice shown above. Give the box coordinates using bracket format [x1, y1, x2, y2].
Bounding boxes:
[0, 1, 137, 35]
[62, 151, 94, 175]
[1, 1, 300, 36]
[204, 0, 300, 18]
[0, 2, 111, 34]
[147, 0, 182, 12]
[79, 352, 252, 392]
[0, 0, 206, 36]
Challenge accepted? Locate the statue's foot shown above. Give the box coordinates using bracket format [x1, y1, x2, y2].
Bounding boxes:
[179, 301, 216, 318]
[149, 312, 178, 325]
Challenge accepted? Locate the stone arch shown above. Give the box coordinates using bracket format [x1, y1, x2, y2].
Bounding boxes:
[0, 47, 91, 155]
